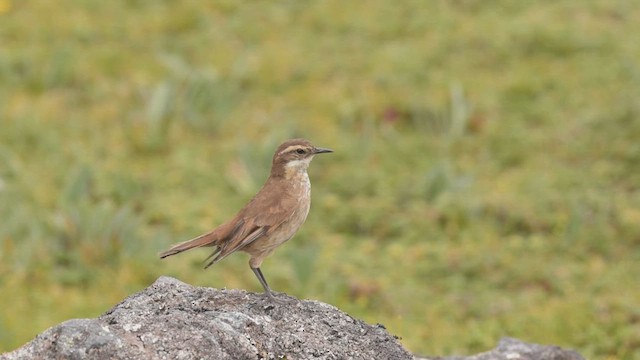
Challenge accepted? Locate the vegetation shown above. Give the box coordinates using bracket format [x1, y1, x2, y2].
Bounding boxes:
[1, 1, 639, 358]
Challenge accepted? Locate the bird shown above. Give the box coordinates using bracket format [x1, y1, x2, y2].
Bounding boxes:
[160, 138, 333, 300]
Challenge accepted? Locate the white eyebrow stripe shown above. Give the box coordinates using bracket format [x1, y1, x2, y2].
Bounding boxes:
[279, 145, 306, 155]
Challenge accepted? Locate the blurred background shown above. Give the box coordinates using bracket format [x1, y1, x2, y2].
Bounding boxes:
[1, 1, 639, 358]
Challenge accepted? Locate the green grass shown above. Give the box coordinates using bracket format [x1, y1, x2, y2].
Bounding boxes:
[1, 1, 639, 359]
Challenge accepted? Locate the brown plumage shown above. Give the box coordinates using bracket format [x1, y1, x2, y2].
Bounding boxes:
[160, 138, 332, 300]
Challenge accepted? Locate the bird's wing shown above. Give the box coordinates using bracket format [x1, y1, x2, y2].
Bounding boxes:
[243, 179, 301, 232]
[204, 224, 268, 268]
[203, 181, 299, 267]
[163, 178, 302, 268]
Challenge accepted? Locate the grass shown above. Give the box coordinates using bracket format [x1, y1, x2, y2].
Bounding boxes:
[1, 1, 639, 358]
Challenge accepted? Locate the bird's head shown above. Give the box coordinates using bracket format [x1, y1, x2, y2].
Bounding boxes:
[271, 138, 332, 178]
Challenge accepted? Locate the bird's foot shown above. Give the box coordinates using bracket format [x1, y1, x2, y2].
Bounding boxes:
[261, 290, 288, 308]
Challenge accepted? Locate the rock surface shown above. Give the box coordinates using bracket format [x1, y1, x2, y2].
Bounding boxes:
[1, 276, 586, 360]
[415, 337, 585, 360]
[1, 276, 412, 359]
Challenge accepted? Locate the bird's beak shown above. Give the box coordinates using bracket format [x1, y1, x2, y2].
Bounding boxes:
[313, 147, 333, 154]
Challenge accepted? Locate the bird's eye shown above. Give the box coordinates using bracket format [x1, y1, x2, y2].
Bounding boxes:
[296, 149, 305, 154]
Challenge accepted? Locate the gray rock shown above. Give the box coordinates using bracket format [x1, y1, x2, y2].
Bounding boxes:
[1, 276, 586, 360]
[1, 276, 413, 359]
[415, 337, 585, 360]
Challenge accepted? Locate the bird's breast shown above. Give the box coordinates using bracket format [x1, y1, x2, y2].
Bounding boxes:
[273, 172, 311, 242]
[289, 172, 311, 223]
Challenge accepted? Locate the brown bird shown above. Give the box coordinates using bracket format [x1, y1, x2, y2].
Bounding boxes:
[160, 138, 332, 300]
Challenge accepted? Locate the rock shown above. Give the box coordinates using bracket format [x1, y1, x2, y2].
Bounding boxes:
[415, 337, 586, 360]
[1, 276, 413, 360]
[0, 276, 587, 360]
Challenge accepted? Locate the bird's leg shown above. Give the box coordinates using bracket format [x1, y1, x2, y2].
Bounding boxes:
[251, 266, 275, 301]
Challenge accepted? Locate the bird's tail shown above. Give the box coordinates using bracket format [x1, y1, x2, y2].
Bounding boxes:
[159, 230, 219, 258]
